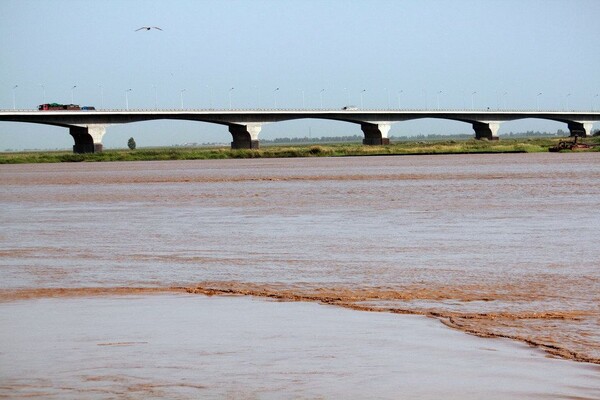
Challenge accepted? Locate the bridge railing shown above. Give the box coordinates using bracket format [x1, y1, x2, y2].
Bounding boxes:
[1, 108, 599, 113]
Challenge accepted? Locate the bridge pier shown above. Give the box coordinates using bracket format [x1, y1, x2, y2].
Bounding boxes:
[567, 121, 594, 137]
[361, 123, 391, 145]
[69, 124, 106, 153]
[473, 121, 501, 140]
[229, 123, 262, 149]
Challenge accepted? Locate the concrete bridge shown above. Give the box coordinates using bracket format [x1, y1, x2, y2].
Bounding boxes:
[0, 109, 598, 153]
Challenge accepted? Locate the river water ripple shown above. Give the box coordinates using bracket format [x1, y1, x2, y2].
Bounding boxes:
[1, 153, 599, 364]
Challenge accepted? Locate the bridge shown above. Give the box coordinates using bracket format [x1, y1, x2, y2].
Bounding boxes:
[0, 109, 598, 153]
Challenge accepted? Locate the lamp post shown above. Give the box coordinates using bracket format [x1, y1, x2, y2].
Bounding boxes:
[12, 85, 17, 110]
[253, 86, 260, 108]
[125, 88, 132, 110]
[180, 89, 186, 110]
[385, 88, 390, 109]
[98, 84, 104, 109]
[536, 92, 542, 111]
[320, 89, 325, 109]
[39, 84, 45, 104]
[274, 87, 279, 108]
[471, 91, 477, 110]
[502, 91, 508, 110]
[71, 85, 77, 104]
[152, 85, 158, 109]
[397, 90, 403, 109]
[205, 85, 213, 109]
[565, 93, 571, 111]
[228, 87, 234, 109]
[298, 89, 305, 109]
[360, 89, 366, 109]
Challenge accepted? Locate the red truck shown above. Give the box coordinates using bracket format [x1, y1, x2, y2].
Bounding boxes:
[38, 103, 95, 111]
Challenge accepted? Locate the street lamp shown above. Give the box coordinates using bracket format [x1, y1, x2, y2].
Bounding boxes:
[205, 85, 213, 109]
[180, 89, 186, 110]
[502, 91, 508, 110]
[12, 85, 18, 110]
[536, 92, 542, 111]
[253, 85, 260, 108]
[360, 89, 366, 109]
[471, 91, 477, 110]
[397, 90, 403, 109]
[125, 88, 132, 110]
[229, 87, 234, 109]
[298, 89, 305, 109]
[98, 84, 104, 109]
[320, 89, 325, 109]
[71, 85, 77, 104]
[274, 87, 279, 108]
[152, 85, 158, 109]
[384, 88, 390, 109]
[39, 84, 45, 104]
[565, 93, 571, 111]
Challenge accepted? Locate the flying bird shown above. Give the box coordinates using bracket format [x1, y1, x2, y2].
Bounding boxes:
[135, 26, 163, 31]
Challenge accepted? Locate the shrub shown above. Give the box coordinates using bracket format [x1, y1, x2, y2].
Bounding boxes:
[309, 146, 325, 155]
[127, 137, 136, 150]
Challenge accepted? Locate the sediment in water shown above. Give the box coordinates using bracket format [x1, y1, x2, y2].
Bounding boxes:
[2, 282, 597, 365]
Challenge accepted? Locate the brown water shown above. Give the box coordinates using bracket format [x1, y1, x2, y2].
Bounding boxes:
[1, 153, 599, 393]
[2, 294, 599, 399]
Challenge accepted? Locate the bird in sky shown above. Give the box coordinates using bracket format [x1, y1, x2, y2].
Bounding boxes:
[135, 26, 163, 31]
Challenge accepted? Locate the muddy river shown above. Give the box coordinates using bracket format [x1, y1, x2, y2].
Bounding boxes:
[1, 153, 599, 398]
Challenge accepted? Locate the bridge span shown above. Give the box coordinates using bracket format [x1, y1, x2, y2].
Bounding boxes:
[0, 109, 598, 153]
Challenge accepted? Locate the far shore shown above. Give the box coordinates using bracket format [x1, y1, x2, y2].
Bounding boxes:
[1, 137, 598, 164]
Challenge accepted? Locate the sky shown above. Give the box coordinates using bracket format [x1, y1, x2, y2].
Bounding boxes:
[1, 0, 599, 150]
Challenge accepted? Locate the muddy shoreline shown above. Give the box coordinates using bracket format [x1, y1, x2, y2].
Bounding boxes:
[3, 293, 598, 399]
[2, 283, 597, 365]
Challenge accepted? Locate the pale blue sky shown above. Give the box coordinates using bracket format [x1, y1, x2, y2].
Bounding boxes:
[1, 0, 599, 149]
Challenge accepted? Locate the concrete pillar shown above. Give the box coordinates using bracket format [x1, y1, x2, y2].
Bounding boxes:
[473, 121, 501, 140]
[567, 121, 594, 137]
[229, 123, 262, 149]
[68, 124, 106, 153]
[69, 126, 94, 153]
[360, 123, 391, 145]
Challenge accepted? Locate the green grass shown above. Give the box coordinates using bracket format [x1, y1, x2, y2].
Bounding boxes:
[1, 137, 598, 164]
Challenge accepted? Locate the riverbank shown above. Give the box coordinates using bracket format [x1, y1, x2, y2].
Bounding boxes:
[2, 137, 598, 164]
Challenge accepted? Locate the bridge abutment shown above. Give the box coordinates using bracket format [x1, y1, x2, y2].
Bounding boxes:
[69, 125, 106, 153]
[229, 123, 262, 149]
[360, 123, 391, 145]
[473, 121, 500, 140]
[567, 121, 594, 137]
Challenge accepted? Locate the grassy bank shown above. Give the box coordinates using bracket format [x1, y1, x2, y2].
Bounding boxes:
[1, 137, 598, 164]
